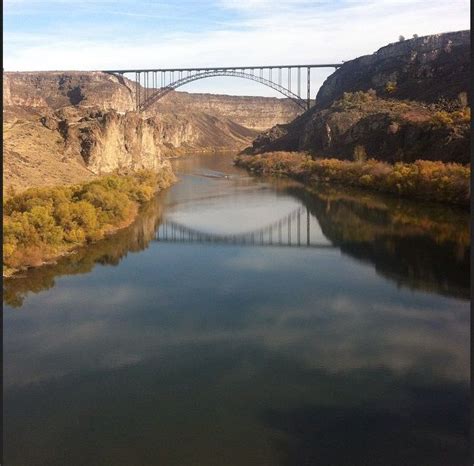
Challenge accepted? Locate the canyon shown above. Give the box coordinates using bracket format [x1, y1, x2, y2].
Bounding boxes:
[3, 31, 470, 194]
[3, 71, 300, 191]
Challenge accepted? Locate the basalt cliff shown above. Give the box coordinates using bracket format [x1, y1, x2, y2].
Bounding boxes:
[3, 71, 300, 191]
[244, 31, 470, 164]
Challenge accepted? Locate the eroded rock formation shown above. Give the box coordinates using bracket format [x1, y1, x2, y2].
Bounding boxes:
[243, 31, 470, 163]
[3, 71, 299, 191]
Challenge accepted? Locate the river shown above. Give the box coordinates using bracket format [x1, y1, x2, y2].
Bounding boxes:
[3, 152, 470, 466]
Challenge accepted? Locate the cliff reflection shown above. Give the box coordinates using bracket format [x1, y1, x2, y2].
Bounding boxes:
[283, 183, 470, 300]
[3, 196, 164, 308]
[4, 177, 469, 308]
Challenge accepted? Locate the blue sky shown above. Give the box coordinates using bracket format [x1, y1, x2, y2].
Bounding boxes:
[4, 0, 470, 96]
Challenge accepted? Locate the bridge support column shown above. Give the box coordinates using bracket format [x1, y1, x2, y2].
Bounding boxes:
[307, 67, 311, 110]
[297, 67, 301, 97]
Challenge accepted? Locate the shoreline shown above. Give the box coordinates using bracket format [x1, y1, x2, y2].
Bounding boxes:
[234, 152, 470, 208]
[3, 169, 176, 278]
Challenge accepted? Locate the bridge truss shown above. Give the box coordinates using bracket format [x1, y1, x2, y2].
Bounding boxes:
[104, 64, 341, 112]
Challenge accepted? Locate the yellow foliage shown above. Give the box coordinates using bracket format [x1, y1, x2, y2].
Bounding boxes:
[235, 152, 470, 207]
[385, 81, 397, 93]
[3, 168, 174, 274]
[430, 107, 470, 127]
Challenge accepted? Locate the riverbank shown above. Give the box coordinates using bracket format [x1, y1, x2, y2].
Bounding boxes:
[3, 167, 175, 277]
[234, 152, 470, 207]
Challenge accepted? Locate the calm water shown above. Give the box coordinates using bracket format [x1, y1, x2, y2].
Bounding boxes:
[4, 153, 470, 466]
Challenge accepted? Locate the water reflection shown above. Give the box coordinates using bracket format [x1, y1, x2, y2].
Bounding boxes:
[286, 184, 470, 299]
[4, 164, 469, 305]
[3, 153, 470, 465]
[3, 196, 164, 308]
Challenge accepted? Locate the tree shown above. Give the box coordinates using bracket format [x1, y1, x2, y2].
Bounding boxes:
[413, 34, 419, 39]
[399, 35, 405, 42]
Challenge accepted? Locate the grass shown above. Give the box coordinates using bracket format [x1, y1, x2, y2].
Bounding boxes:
[3, 167, 175, 276]
[234, 151, 470, 207]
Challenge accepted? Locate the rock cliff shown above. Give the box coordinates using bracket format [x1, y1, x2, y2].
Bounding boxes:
[243, 31, 470, 164]
[150, 91, 301, 131]
[3, 70, 298, 191]
[316, 30, 470, 108]
[3, 104, 258, 191]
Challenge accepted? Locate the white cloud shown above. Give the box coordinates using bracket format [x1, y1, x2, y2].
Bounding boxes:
[3, 0, 470, 96]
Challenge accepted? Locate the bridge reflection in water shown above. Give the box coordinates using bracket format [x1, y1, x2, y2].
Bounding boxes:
[155, 206, 335, 249]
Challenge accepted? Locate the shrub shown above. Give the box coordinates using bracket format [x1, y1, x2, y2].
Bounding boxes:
[3, 168, 174, 275]
[333, 91, 377, 111]
[235, 152, 469, 207]
[430, 110, 454, 126]
[385, 81, 397, 94]
[430, 107, 470, 127]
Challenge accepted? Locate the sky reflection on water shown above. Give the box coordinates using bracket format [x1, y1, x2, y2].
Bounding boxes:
[3, 153, 470, 466]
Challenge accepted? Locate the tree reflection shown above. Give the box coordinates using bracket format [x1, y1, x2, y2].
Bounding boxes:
[4, 182, 469, 308]
[4, 198, 163, 308]
[284, 184, 469, 300]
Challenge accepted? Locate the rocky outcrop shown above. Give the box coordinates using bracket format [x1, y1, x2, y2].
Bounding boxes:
[150, 91, 301, 130]
[3, 70, 301, 190]
[316, 30, 470, 108]
[3, 103, 260, 191]
[3, 71, 135, 112]
[243, 31, 470, 164]
[61, 108, 258, 174]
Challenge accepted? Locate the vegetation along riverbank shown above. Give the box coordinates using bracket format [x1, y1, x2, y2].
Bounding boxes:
[234, 152, 470, 207]
[3, 168, 175, 277]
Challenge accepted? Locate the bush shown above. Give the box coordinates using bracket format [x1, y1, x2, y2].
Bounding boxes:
[235, 152, 470, 207]
[332, 91, 377, 111]
[3, 168, 174, 275]
[430, 107, 470, 127]
[385, 81, 397, 93]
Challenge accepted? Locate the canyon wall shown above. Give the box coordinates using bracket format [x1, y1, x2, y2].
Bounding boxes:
[3, 70, 298, 191]
[244, 30, 470, 164]
[150, 92, 301, 130]
[316, 30, 470, 108]
[3, 104, 257, 191]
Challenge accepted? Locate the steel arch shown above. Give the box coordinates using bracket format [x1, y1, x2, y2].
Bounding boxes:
[137, 69, 308, 112]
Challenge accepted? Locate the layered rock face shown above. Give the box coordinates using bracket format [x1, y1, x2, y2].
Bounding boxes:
[244, 31, 470, 164]
[3, 71, 135, 112]
[316, 31, 470, 108]
[3, 70, 297, 190]
[3, 104, 258, 190]
[150, 91, 301, 130]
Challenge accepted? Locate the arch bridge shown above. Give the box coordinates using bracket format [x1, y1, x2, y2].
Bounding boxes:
[104, 64, 342, 112]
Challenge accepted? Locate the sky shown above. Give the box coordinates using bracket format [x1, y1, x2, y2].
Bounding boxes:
[3, 0, 470, 96]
